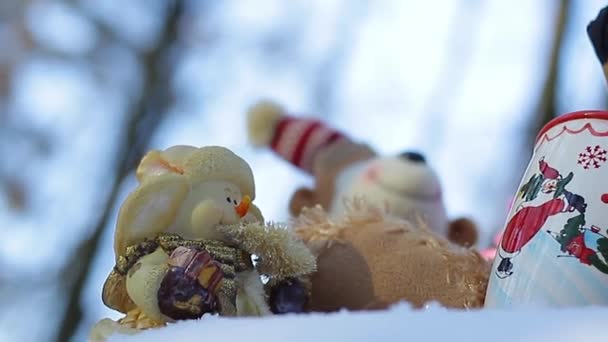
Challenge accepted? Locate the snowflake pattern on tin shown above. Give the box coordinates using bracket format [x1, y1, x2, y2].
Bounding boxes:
[577, 145, 607, 170]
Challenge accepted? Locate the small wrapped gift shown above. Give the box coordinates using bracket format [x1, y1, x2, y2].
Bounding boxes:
[158, 246, 225, 320]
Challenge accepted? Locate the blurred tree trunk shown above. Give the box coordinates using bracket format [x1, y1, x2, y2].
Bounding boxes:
[526, 0, 570, 149]
[0, 1, 38, 207]
[487, 0, 572, 239]
[417, 0, 484, 151]
[55, 2, 184, 341]
[310, 0, 368, 117]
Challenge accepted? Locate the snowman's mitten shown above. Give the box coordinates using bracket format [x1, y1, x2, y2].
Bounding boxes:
[268, 277, 309, 314]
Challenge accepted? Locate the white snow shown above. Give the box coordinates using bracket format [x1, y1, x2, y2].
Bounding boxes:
[106, 303, 608, 342]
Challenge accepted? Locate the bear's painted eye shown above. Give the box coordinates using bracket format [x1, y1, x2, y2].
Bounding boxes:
[400, 151, 426, 163]
[226, 197, 232, 203]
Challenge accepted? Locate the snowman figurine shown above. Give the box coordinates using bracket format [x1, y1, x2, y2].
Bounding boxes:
[90, 145, 315, 341]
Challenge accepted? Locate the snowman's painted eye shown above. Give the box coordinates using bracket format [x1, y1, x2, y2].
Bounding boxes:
[233, 199, 237, 205]
[226, 197, 232, 203]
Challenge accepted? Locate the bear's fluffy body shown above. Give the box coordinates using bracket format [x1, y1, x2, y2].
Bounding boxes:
[293, 200, 490, 311]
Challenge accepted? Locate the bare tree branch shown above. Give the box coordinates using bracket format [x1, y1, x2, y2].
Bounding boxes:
[489, 0, 571, 242]
[54, 2, 184, 341]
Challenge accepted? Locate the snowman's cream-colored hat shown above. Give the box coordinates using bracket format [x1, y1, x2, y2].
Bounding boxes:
[136, 145, 198, 182]
[136, 145, 256, 199]
[184, 146, 255, 199]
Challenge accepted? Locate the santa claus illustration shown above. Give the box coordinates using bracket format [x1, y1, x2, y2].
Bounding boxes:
[496, 197, 566, 278]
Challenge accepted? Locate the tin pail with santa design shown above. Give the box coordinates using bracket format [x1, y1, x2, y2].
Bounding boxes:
[485, 110, 608, 307]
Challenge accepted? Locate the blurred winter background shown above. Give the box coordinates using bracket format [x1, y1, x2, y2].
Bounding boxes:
[0, 0, 607, 341]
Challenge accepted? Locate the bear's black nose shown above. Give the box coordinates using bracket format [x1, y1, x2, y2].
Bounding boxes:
[400, 151, 426, 163]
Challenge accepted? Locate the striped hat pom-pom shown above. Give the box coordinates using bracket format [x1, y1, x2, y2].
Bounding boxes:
[247, 100, 286, 146]
[246, 100, 344, 174]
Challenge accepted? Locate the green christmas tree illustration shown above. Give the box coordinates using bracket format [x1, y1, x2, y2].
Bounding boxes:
[553, 214, 608, 275]
[590, 237, 608, 274]
[555, 214, 585, 252]
[518, 174, 544, 201]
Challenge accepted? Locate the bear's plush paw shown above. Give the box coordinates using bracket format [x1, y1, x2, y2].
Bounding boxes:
[447, 218, 478, 247]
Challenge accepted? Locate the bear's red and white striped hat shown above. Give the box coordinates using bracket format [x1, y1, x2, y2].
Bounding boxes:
[246, 100, 347, 174]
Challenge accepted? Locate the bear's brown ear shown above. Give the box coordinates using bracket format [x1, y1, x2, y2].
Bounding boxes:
[289, 187, 317, 216]
[447, 217, 479, 247]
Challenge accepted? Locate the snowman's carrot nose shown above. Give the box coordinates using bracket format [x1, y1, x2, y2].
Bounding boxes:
[235, 195, 251, 217]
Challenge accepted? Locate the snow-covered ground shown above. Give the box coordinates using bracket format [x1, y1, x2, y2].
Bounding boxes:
[4, 1, 608, 341]
[106, 303, 608, 342]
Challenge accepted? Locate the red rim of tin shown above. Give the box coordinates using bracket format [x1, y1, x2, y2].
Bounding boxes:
[535, 110, 608, 144]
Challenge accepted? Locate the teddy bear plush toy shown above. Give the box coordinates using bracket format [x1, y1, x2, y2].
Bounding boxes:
[246, 100, 478, 247]
[246, 100, 489, 313]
